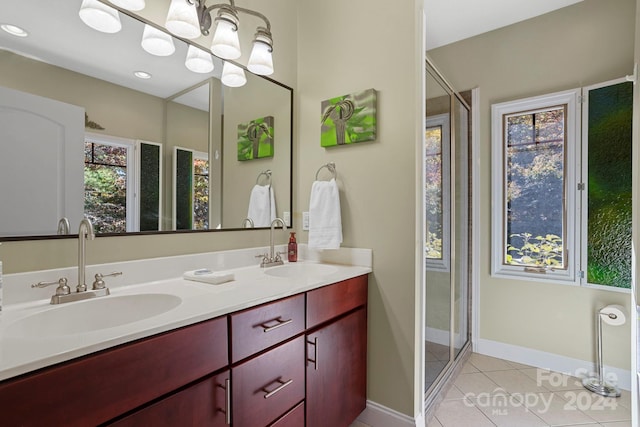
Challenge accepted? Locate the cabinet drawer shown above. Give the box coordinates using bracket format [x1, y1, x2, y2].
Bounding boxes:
[230, 294, 305, 362]
[307, 275, 367, 329]
[0, 316, 228, 427]
[109, 371, 230, 427]
[232, 336, 305, 427]
[270, 401, 305, 427]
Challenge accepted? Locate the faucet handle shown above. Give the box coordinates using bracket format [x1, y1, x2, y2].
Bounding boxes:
[32, 278, 70, 296]
[93, 272, 122, 290]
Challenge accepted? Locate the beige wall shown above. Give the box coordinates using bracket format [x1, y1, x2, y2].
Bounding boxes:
[297, 0, 423, 417]
[429, 0, 635, 370]
[222, 74, 292, 226]
[0, 50, 164, 142]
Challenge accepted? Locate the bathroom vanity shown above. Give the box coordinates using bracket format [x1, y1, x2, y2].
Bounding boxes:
[0, 247, 371, 426]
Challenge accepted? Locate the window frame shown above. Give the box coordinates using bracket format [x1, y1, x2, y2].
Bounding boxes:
[491, 89, 580, 284]
[425, 112, 451, 272]
[580, 77, 633, 293]
[84, 132, 136, 232]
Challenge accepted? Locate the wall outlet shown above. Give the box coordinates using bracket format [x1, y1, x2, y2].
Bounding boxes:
[302, 211, 309, 231]
[283, 211, 291, 227]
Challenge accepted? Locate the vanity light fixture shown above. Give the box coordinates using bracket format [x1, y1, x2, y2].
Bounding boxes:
[79, 0, 122, 34]
[109, 0, 145, 11]
[141, 24, 175, 56]
[165, 0, 200, 40]
[220, 61, 246, 87]
[0, 24, 28, 37]
[165, 0, 275, 76]
[185, 45, 214, 73]
[133, 70, 152, 79]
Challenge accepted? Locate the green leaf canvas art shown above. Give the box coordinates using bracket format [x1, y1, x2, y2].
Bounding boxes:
[321, 88, 377, 147]
[237, 116, 275, 161]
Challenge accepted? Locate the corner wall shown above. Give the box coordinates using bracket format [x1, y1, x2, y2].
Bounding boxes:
[429, 0, 634, 373]
[296, 0, 423, 417]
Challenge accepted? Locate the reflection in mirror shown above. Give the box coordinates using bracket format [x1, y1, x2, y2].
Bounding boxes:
[425, 65, 452, 392]
[0, 0, 292, 239]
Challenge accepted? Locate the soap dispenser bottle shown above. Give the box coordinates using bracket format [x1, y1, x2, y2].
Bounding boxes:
[288, 232, 297, 262]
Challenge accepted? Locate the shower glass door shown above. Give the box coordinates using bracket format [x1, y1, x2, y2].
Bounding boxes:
[425, 65, 453, 391]
[424, 60, 472, 395]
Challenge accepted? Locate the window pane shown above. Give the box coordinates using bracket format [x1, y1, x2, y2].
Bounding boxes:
[426, 126, 443, 260]
[193, 158, 209, 230]
[84, 141, 127, 233]
[504, 106, 566, 269]
[586, 82, 632, 288]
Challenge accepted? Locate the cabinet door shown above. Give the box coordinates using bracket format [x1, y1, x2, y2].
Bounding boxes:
[109, 371, 230, 427]
[306, 308, 367, 427]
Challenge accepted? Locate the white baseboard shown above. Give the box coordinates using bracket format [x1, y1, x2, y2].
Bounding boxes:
[476, 338, 632, 391]
[356, 400, 420, 427]
[425, 327, 464, 349]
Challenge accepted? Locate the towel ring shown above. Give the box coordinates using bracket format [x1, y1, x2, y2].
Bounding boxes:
[256, 170, 272, 185]
[315, 162, 337, 181]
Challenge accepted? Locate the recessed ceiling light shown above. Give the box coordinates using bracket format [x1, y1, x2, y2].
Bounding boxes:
[1, 24, 28, 37]
[133, 71, 152, 79]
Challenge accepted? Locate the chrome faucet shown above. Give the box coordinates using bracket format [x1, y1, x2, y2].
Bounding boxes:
[77, 218, 95, 292]
[257, 218, 287, 268]
[241, 217, 254, 228]
[32, 217, 121, 304]
[57, 217, 70, 235]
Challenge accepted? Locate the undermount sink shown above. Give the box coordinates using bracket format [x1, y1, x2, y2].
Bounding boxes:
[6, 294, 182, 339]
[264, 263, 338, 278]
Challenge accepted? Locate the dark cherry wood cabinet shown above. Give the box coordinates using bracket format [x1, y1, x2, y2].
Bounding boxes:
[110, 371, 230, 427]
[0, 273, 368, 427]
[306, 277, 368, 427]
[0, 316, 228, 427]
[232, 336, 305, 427]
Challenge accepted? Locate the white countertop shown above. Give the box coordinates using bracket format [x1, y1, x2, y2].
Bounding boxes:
[0, 251, 371, 382]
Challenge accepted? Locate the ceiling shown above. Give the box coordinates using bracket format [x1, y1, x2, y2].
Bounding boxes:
[0, 0, 221, 109]
[425, 0, 584, 50]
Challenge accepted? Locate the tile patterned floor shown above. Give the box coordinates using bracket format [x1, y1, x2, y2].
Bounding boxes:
[351, 353, 632, 427]
[427, 353, 632, 427]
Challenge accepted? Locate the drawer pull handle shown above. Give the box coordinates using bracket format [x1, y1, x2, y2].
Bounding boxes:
[261, 317, 293, 333]
[217, 378, 231, 425]
[262, 378, 294, 399]
[307, 337, 319, 370]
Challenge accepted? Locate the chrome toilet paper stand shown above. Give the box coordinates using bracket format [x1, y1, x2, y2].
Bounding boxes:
[582, 308, 621, 397]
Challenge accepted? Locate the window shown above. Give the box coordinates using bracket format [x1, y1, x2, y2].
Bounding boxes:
[173, 147, 210, 230]
[491, 80, 632, 290]
[84, 135, 134, 233]
[425, 113, 450, 271]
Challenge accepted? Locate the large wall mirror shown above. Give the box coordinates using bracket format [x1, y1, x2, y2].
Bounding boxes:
[0, 0, 292, 239]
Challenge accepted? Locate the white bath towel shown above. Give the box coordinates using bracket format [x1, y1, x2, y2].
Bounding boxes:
[247, 184, 276, 227]
[308, 178, 342, 249]
[183, 269, 235, 285]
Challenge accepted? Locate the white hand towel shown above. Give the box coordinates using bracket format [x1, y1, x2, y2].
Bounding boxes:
[183, 269, 235, 285]
[247, 184, 276, 227]
[308, 178, 342, 249]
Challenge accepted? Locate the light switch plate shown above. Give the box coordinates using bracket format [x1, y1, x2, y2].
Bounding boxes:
[283, 211, 291, 227]
[302, 211, 309, 231]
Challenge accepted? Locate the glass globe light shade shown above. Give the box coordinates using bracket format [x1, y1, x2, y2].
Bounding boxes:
[211, 19, 241, 60]
[247, 41, 274, 76]
[185, 45, 214, 73]
[79, 0, 122, 34]
[109, 0, 145, 11]
[221, 61, 246, 87]
[141, 25, 175, 56]
[165, 0, 200, 39]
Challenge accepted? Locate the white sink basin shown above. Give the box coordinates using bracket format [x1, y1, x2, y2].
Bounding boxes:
[264, 263, 338, 279]
[6, 294, 182, 339]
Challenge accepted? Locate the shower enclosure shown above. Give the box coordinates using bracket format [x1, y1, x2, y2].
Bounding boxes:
[424, 57, 473, 410]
